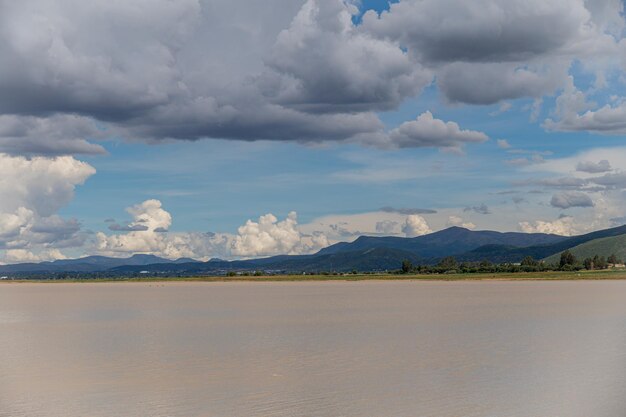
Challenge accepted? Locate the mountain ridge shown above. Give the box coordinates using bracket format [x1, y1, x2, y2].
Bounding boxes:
[3, 225, 626, 276]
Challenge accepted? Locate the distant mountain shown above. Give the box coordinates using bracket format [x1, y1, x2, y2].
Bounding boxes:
[110, 247, 423, 274]
[543, 234, 626, 264]
[456, 224, 626, 263]
[5, 225, 626, 277]
[317, 226, 566, 259]
[0, 254, 197, 274]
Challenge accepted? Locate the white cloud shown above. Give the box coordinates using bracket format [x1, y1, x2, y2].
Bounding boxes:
[497, 139, 512, 149]
[96, 199, 209, 259]
[545, 101, 626, 134]
[231, 211, 329, 257]
[0, 153, 95, 216]
[95, 201, 329, 260]
[126, 200, 172, 232]
[527, 146, 626, 177]
[519, 216, 577, 236]
[446, 215, 476, 230]
[1, 249, 67, 264]
[0, 153, 94, 254]
[401, 214, 432, 237]
[381, 111, 488, 151]
[490, 102, 513, 116]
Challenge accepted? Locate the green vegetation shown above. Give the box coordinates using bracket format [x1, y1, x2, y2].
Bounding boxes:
[2, 249, 624, 283]
[397, 251, 623, 276]
[544, 234, 626, 265]
[397, 256, 554, 274]
[5, 269, 626, 283]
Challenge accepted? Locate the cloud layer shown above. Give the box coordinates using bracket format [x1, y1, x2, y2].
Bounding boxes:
[6, 0, 621, 154]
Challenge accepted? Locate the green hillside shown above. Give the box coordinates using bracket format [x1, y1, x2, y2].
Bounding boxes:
[544, 234, 626, 264]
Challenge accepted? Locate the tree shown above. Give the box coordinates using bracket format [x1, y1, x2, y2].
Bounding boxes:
[521, 256, 538, 267]
[559, 250, 576, 268]
[583, 257, 594, 270]
[479, 259, 493, 269]
[594, 255, 607, 270]
[438, 256, 458, 271]
[401, 259, 413, 274]
[608, 254, 620, 265]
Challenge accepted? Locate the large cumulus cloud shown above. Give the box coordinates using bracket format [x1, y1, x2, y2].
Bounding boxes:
[95, 200, 330, 260]
[519, 215, 577, 236]
[2, 0, 620, 153]
[0, 153, 94, 259]
[362, 0, 621, 104]
[0, 0, 516, 155]
[0, 0, 431, 154]
[263, 0, 431, 113]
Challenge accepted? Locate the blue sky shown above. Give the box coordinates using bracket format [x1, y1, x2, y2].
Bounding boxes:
[64, 79, 613, 233]
[2, 0, 626, 262]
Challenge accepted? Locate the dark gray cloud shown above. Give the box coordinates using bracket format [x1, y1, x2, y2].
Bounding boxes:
[550, 191, 594, 209]
[437, 62, 565, 105]
[0, 115, 106, 156]
[463, 203, 491, 215]
[576, 160, 612, 173]
[379, 206, 437, 215]
[588, 172, 626, 189]
[362, 0, 587, 64]
[0, 0, 432, 155]
[263, 0, 431, 114]
[0, 0, 621, 155]
[1, 215, 87, 250]
[361, 0, 607, 105]
[108, 223, 150, 232]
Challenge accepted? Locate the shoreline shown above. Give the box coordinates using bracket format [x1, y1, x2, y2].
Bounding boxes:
[3, 269, 626, 283]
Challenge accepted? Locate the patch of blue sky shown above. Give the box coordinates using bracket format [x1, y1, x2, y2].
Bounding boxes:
[351, 0, 398, 24]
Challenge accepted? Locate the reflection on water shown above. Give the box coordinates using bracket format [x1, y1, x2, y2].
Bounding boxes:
[1, 281, 626, 417]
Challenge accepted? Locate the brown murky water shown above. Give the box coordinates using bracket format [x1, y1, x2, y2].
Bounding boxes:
[1, 280, 626, 417]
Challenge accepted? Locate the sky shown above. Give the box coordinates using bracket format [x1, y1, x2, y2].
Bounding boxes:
[2, 0, 626, 262]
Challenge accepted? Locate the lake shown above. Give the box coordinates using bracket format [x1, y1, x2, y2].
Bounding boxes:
[1, 280, 626, 416]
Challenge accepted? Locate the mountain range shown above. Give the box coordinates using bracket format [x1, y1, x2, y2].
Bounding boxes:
[2, 225, 626, 277]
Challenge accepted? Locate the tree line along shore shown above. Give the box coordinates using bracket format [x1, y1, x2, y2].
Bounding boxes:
[2, 250, 625, 282]
[398, 251, 623, 275]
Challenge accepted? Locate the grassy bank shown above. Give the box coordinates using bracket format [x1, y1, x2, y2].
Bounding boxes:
[3, 269, 626, 283]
